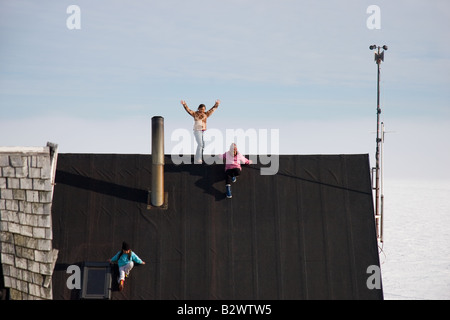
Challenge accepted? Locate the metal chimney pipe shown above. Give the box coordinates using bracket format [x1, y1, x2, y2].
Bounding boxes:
[151, 116, 164, 207]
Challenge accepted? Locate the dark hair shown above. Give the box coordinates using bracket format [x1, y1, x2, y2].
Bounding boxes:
[198, 104, 206, 110]
[122, 241, 130, 251]
[119, 242, 132, 260]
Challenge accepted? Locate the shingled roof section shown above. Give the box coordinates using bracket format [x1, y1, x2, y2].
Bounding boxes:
[0, 143, 59, 300]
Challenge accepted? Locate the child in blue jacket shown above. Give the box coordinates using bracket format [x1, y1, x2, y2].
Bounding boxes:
[109, 242, 145, 290]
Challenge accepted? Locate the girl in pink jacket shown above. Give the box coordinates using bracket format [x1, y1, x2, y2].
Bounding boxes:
[222, 143, 252, 198]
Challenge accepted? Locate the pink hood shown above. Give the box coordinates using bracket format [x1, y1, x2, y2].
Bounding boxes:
[222, 143, 251, 171]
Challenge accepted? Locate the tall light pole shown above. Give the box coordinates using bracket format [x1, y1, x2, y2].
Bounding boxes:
[369, 44, 387, 243]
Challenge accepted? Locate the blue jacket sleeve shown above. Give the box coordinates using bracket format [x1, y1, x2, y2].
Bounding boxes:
[110, 251, 121, 262]
[131, 252, 143, 264]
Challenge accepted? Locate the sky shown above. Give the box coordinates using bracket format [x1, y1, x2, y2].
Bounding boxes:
[1, 0, 449, 181]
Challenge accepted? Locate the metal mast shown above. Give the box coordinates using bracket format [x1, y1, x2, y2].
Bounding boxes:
[369, 44, 387, 243]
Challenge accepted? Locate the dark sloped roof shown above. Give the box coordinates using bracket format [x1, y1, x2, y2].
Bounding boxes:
[51, 154, 383, 300]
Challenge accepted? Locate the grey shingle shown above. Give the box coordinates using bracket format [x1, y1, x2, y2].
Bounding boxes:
[0, 143, 58, 300]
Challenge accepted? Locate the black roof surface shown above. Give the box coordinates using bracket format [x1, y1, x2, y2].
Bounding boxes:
[51, 153, 382, 300]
